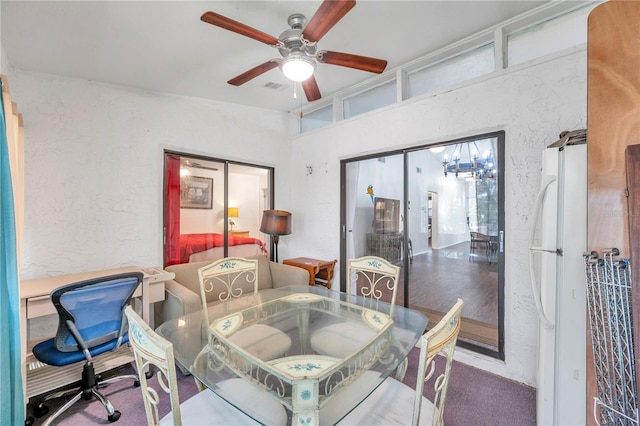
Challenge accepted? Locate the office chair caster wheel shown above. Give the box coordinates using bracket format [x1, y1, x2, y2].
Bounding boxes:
[134, 369, 153, 387]
[33, 402, 49, 417]
[108, 410, 121, 422]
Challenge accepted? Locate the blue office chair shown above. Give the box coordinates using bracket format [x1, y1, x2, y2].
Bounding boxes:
[31, 272, 144, 425]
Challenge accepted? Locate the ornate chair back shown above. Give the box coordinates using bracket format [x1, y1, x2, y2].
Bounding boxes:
[126, 306, 290, 425]
[413, 298, 464, 426]
[197, 257, 259, 325]
[124, 305, 182, 426]
[347, 255, 400, 308]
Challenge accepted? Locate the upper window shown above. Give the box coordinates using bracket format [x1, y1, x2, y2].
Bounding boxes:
[298, 4, 594, 134]
[300, 105, 333, 133]
[507, 6, 590, 67]
[408, 43, 494, 99]
[343, 80, 397, 119]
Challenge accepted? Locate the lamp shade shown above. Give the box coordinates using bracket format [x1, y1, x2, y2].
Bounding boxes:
[228, 207, 239, 218]
[260, 210, 292, 236]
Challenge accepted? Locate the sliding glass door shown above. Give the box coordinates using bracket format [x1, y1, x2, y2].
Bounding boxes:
[341, 132, 504, 359]
[344, 154, 404, 302]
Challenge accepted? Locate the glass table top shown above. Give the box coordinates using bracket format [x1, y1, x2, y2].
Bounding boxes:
[156, 285, 427, 425]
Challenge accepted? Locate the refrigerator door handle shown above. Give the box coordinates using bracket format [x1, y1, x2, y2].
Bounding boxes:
[528, 174, 557, 330]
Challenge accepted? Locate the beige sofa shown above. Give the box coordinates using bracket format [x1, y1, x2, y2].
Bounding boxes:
[155, 254, 309, 325]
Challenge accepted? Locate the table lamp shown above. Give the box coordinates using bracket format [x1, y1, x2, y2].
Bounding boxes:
[260, 210, 291, 262]
[228, 207, 239, 231]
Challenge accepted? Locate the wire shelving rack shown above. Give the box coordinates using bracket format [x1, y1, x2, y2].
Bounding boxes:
[584, 248, 638, 426]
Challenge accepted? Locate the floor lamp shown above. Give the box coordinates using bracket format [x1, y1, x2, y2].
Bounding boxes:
[260, 210, 291, 262]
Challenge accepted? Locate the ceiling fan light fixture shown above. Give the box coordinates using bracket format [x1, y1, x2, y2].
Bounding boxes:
[281, 54, 315, 82]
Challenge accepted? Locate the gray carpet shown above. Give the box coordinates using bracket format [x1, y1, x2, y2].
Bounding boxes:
[29, 347, 535, 425]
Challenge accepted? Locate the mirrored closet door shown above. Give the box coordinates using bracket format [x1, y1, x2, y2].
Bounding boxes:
[164, 151, 274, 267]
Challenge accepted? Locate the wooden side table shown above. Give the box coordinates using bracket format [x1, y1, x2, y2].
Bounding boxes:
[283, 257, 337, 289]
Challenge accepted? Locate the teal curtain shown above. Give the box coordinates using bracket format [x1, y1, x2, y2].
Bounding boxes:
[0, 80, 25, 424]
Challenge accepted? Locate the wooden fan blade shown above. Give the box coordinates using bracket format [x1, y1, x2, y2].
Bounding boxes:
[201, 11, 280, 46]
[301, 0, 356, 44]
[302, 76, 322, 101]
[228, 60, 281, 86]
[318, 50, 387, 74]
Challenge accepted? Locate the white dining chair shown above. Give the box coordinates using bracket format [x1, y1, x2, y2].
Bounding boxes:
[325, 298, 464, 426]
[124, 306, 288, 426]
[198, 257, 291, 361]
[310, 255, 400, 359]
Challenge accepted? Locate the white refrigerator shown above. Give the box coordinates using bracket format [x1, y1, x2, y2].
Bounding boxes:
[529, 140, 587, 426]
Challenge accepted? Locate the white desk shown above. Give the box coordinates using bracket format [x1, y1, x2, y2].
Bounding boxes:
[19, 266, 174, 400]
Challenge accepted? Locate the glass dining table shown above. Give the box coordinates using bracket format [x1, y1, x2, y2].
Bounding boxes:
[156, 285, 427, 425]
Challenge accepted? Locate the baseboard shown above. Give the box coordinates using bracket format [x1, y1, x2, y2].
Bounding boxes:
[411, 306, 498, 348]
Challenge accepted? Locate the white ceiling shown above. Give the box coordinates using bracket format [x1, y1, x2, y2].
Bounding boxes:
[2, 1, 554, 112]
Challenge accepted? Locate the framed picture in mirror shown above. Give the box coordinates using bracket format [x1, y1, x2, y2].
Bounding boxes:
[180, 176, 213, 209]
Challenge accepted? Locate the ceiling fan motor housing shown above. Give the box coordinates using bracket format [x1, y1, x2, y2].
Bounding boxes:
[288, 13, 306, 29]
[278, 14, 316, 58]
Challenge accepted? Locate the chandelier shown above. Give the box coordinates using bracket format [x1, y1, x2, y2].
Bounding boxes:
[442, 142, 496, 179]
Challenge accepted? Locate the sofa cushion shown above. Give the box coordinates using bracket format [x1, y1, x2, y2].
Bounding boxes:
[158, 254, 310, 327]
[166, 255, 274, 304]
[252, 254, 273, 290]
[165, 261, 207, 297]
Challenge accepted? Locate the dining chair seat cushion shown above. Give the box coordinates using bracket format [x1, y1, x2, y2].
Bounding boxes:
[320, 370, 383, 425]
[159, 379, 287, 425]
[228, 323, 292, 360]
[310, 321, 375, 358]
[335, 376, 438, 425]
[158, 388, 256, 425]
[217, 378, 289, 424]
[201, 300, 293, 362]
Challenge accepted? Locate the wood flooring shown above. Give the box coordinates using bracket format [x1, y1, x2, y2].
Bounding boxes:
[358, 241, 500, 349]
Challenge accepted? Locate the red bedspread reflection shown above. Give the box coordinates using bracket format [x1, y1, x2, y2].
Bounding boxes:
[178, 233, 266, 264]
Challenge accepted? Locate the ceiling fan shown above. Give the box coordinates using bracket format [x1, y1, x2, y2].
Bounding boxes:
[200, 0, 388, 102]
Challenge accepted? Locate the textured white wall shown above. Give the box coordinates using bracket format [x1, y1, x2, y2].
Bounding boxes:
[8, 47, 587, 386]
[286, 49, 587, 385]
[11, 71, 291, 279]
